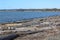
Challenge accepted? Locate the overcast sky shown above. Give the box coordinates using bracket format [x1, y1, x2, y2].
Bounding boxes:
[0, 0, 60, 9]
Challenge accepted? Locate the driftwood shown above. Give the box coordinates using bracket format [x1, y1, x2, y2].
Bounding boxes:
[0, 34, 19, 40]
[0, 30, 44, 40]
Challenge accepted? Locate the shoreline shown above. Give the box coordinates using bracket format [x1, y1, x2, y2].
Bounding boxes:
[0, 8, 60, 12]
[0, 10, 56, 12]
[0, 15, 59, 28]
[0, 15, 59, 24]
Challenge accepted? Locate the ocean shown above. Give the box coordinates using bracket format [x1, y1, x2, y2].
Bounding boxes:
[0, 11, 60, 23]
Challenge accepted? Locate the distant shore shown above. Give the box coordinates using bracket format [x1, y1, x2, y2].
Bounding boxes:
[0, 8, 60, 12]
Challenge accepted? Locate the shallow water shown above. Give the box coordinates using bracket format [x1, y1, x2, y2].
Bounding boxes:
[0, 12, 60, 23]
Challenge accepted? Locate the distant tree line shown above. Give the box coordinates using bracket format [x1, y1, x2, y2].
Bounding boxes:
[0, 8, 60, 12]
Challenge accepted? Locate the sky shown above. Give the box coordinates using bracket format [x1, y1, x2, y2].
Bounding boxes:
[0, 0, 60, 9]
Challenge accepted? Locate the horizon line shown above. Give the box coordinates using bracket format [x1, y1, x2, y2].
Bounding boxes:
[0, 8, 60, 10]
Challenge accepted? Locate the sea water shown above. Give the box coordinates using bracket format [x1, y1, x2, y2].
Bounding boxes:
[0, 11, 60, 23]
